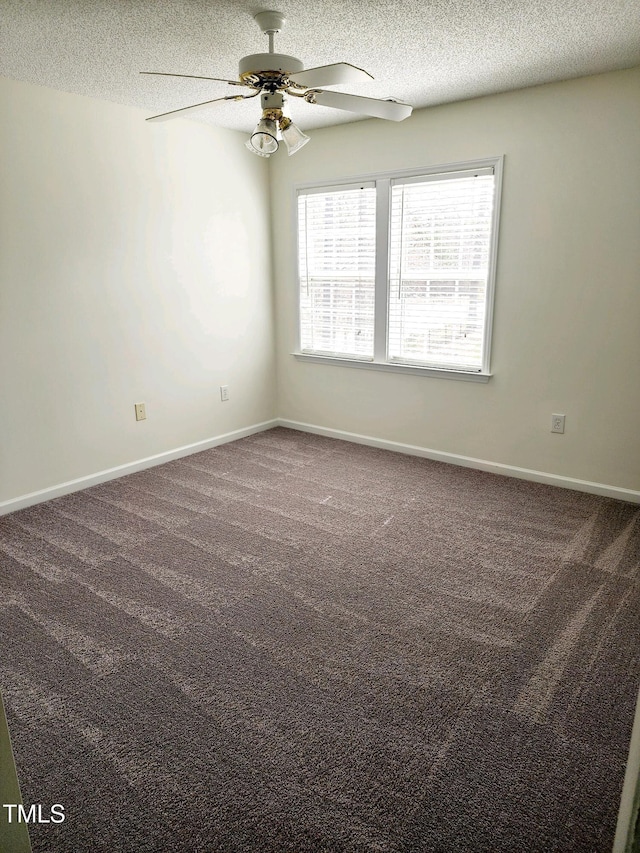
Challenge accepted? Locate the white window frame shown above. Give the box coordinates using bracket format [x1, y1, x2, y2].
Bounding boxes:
[293, 157, 503, 382]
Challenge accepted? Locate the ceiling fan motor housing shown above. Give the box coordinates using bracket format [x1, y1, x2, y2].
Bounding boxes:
[238, 53, 304, 79]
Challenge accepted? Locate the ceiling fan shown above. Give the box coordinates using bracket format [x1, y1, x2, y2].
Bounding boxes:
[142, 10, 413, 157]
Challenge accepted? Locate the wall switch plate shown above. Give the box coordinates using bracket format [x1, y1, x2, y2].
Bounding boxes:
[551, 413, 565, 434]
[220, 385, 229, 402]
[135, 403, 146, 421]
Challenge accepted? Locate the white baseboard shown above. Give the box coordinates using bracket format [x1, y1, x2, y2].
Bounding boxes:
[613, 688, 640, 852]
[277, 419, 640, 504]
[2, 416, 638, 516]
[0, 419, 279, 516]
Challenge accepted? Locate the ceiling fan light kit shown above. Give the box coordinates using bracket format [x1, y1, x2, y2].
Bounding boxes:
[244, 90, 310, 157]
[142, 10, 413, 156]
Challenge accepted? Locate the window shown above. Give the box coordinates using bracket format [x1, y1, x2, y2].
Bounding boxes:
[298, 184, 376, 359]
[296, 159, 502, 380]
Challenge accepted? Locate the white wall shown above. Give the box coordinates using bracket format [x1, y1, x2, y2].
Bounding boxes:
[0, 76, 276, 504]
[270, 67, 640, 493]
[2, 69, 639, 506]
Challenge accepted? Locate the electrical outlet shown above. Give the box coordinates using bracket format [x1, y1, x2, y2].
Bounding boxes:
[551, 413, 565, 434]
[220, 385, 229, 402]
[135, 403, 146, 421]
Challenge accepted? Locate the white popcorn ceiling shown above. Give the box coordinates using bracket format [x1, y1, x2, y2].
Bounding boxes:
[1, 0, 639, 132]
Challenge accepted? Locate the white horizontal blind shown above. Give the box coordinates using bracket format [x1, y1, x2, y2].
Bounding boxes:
[388, 171, 495, 371]
[298, 186, 376, 359]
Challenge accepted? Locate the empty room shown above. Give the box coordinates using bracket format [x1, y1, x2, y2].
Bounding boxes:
[1, 1, 639, 851]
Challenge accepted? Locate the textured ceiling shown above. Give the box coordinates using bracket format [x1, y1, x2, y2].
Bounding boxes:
[1, 0, 639, 132]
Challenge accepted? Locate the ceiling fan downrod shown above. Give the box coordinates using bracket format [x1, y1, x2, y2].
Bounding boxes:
[253, 10, 286, 54]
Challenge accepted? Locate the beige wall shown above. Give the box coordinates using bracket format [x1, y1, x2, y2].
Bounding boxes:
[270, 68, 640, 492]
[0, 77, 275, 503]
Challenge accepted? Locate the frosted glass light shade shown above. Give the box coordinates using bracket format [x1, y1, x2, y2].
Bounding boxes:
[281, 121, 310, 155]
[248, 118, 279, 155]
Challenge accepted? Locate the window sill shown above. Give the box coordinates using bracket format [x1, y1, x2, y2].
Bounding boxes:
[292, 352, 491, 382]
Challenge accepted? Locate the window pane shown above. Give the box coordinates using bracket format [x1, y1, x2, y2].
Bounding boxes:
[388, 175, 495, 370]
[298, 187, 376, 358]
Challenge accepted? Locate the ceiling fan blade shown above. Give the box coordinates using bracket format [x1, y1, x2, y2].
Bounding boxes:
[141, 71, 248, 87]
[289, 62, 373, 88]
[308, 90, 412, 121]
[146, 91, 259, 123]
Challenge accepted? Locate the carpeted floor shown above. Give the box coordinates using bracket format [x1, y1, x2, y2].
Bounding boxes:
[0, 427, 638, 852]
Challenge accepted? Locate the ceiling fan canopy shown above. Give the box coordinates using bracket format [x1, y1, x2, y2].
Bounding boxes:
[142, 10, 413, 155]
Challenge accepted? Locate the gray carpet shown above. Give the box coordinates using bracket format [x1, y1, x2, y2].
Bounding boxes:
[0, 427, 638, 852]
